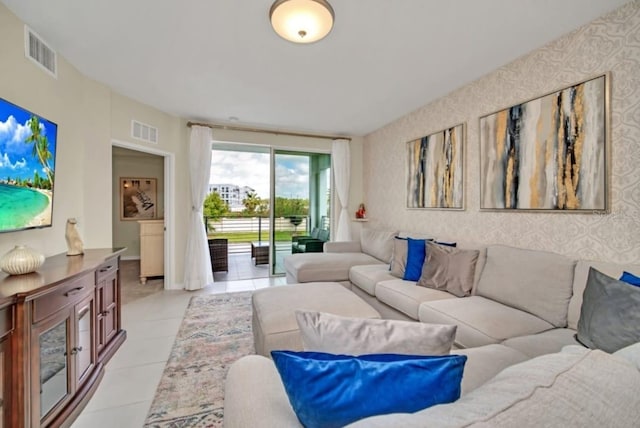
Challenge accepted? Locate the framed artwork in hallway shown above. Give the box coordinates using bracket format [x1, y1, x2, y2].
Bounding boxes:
[479, 73, 609, 212]
[120, 177, 157, 220]
[406, 123, 465, 210]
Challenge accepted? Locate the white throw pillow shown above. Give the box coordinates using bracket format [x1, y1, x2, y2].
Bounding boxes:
[296, 310, 456, 356]
[360, 228, 398, 263]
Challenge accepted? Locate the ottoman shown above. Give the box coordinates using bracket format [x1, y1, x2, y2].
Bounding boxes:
[252, 282, 381, 357]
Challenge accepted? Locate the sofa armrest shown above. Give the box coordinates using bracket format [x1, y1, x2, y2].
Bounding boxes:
[324, 241, 362, 253]
[225, 355, 301, 428]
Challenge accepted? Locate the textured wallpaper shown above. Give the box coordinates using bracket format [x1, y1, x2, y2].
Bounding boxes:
[363, 0, 640, 264]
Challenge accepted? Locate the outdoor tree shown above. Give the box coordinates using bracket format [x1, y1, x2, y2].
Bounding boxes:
[274, 197, 308, 217]
[257, 199, 269, 215]
[203, 192, 229, 220]
[242, 191, 262, 215]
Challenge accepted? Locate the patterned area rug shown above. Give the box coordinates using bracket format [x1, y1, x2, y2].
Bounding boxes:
[144, 291, 254, 427]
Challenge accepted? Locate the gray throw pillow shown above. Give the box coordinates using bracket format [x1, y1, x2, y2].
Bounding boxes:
[296, 310, 456, 356]
[577, 268, 640, 353]
[417, 241, 479, 297]
[389, 237, 408, 278]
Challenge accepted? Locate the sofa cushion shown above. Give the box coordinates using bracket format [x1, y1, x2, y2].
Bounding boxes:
[419, 296, 554, 348]
[272, 350, 466, 428]
[568, 260, 640, 329]
[375, 279, 454, 320]
[417, 242, 479, 297]
[476, 245, 576, 327]
[576, 268, 640, 353]
[284, 252, 382, 283]
[613, 341, 640, 371]
[296, 311, 456, 356]
[347, 345, 640, 428]
[349, 264, 395, 296]
[389, 237, 408, 278]
[501, 328, 582, 358]
[454, 344, 529, 395]
[360, 228, 398, 263]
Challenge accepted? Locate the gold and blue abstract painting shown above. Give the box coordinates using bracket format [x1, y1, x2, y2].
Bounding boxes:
[406, 124, 464, 209]
[480, 74, 608, 211]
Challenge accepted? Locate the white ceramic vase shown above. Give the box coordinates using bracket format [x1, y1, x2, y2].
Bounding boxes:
[0, 245, 45, 275]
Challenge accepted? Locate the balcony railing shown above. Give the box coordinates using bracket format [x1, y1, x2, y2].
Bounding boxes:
[204, 215, 312, 254]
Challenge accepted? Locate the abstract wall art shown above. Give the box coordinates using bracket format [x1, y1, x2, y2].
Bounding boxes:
[479, 74, 609, 212]
[406, 123, 465, 209]
[120, 177, 157, 220]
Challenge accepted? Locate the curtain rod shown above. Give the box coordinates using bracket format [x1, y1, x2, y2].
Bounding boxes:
[187, 121, 351, 141]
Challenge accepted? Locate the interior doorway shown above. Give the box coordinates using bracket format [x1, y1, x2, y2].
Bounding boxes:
[111, 141, 175, 289]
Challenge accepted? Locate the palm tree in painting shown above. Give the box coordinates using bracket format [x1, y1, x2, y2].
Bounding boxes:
[24, 115, 54, 188]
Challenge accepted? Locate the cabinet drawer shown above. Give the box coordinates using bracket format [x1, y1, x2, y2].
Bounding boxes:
[140, 221, 164, 236]
[33, 273, 94, 323]
[0, 305, 13, 339]
[96, 260, 118, 283]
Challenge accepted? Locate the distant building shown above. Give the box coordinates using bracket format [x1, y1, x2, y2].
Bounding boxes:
[209, 183, 255, 212]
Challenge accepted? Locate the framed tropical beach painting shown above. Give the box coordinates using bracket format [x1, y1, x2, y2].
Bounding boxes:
[479, 73, 609, 212]
[120, 177, 157, 220]
[0, 97, 57, 233]
[406, 123, 465, 210]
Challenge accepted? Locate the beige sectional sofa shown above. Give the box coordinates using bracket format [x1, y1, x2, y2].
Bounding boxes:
[226, 228, 640, 427]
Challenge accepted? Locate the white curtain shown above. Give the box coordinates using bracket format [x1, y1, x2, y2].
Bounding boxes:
[184, 125, 214, 290]
[332, 139, 351, 241]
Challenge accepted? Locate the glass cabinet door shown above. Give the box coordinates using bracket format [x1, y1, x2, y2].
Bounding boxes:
[0, 339, 5, 428]
[39, 319, 69, 419]
[75, 296, 94, 385]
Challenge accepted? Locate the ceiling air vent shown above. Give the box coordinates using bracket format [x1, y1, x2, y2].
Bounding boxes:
[24, 26, 57, 78]
[131, 120, 159, 144]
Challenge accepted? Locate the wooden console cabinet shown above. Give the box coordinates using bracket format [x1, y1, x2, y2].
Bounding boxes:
[0, 248, 126, 428]
[0, 299, 14, 428]
[138, 220, 164, 284]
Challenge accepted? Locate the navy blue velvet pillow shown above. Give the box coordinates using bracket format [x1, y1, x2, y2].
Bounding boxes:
[403, 238, 427, 281]
[271, 350, 467, 428]
[620, 271, 640, 287]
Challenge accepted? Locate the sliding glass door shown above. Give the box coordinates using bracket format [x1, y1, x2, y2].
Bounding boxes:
[271, 150, 331, 275]
[208, 142, 330, 278]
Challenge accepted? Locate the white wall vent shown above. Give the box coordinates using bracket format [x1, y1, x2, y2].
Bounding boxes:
[131, 120, 159, 144]
[24, 26, 57, 78]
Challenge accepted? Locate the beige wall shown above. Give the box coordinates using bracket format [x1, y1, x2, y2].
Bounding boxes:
[0, 5, 91, 257]
[0, 5, 188, 285]
[363, 1, 640, 264]
[0, 3, 363, 287]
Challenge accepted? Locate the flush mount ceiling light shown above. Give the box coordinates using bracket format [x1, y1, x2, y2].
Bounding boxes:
[269, 0, 335, 44]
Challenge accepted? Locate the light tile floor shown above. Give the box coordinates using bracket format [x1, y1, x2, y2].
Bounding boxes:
[71, 258, 287, 428]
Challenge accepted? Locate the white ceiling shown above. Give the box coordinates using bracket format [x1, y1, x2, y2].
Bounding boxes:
[1, 0, 629, 136]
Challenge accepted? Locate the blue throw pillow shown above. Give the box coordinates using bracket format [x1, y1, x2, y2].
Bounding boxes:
[403, 238, 427, 281]
[620, 271, 640, 287]
[271, 350, 467, 428]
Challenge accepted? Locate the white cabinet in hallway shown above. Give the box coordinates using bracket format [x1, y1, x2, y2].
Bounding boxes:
[138, 219, 164, 284]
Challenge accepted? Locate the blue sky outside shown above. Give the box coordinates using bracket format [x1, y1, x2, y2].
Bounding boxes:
[210, 150, 309, 199]
[0, 99, 57, 182]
